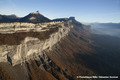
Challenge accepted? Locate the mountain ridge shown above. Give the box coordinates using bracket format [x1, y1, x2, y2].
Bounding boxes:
[0, 11, 82, 24]
[0, 11, 50, 23]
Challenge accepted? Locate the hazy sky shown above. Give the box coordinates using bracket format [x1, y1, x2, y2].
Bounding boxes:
[0, 0, 120, 23]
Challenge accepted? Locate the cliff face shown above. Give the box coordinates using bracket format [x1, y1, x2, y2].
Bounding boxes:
[0, 20, 95, 80]
[0, 21, 73, 66]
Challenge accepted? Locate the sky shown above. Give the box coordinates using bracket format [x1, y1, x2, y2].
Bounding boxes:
[0, 0, 120, 23]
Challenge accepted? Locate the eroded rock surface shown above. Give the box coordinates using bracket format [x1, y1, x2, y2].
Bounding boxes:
[0, 21, 73, 66]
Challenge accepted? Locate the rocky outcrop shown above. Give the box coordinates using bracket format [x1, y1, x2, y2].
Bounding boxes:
[0, 21, 73, 66]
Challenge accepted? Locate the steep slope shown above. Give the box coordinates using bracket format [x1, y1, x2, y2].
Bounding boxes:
[46, 19, 96, 79]
[0, 18, 95, 80]
[0, 21, 74, 80]
[0, 21, 73, 65]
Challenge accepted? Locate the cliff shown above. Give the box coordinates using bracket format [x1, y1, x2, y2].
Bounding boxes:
[0, 21, 73, 65]
[0, 20, 95, 80]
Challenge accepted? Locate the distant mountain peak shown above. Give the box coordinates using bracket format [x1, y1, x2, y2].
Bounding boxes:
[30, 11, 40, 15]
[20, 11, 50, 22]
